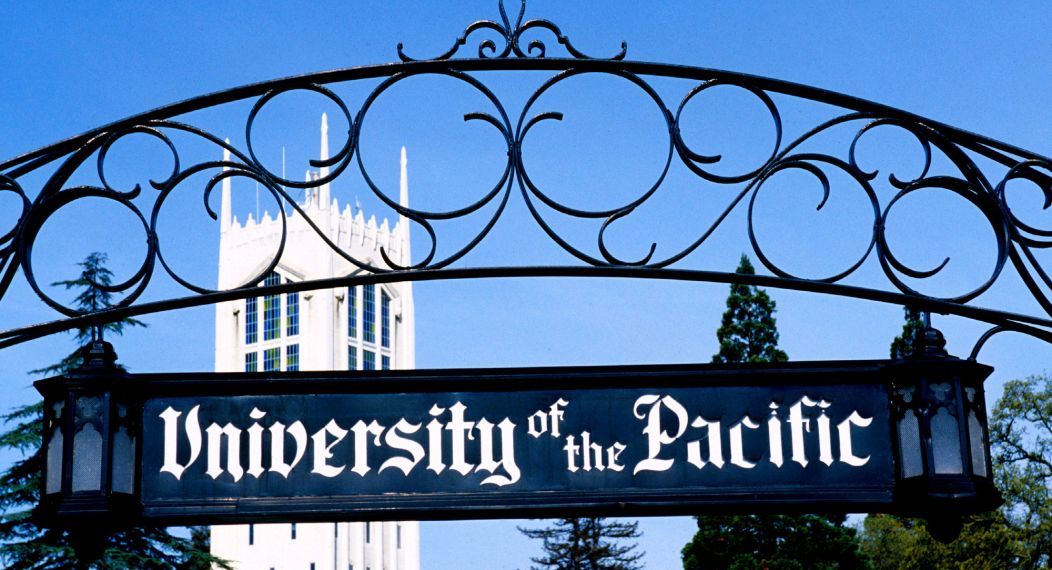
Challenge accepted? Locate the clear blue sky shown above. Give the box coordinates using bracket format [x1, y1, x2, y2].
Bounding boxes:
[2, 2, 1052, 568]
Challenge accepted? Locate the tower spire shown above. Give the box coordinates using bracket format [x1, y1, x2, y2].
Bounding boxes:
[397, 146, 415, 369]
[399, 146, 411, 266]
[319, 112, 331, 208]
[220, 139, 232, 232]
[399, 146, 409, 210]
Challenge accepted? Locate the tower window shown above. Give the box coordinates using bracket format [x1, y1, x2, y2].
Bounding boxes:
[249, 523, 254, 545]
[397, 524, 401, 549]
[287, 290, 299, 336]
[363, 284, 375, 343]
[363, 350, 375, 371]
[365, 522, 371, 543]
[381, 291, 390, 348]
[245, 297, 257, 344]
[348, 286, 357, 338]
[264, 347, 280, 372]
[348, 345, 357, 370]
[286, 344, 299, 372]
[291, 522, 297, 540]
[263, 272, 282, 341]
[245, 352, 257, 372]
[382, 355, 390, 371]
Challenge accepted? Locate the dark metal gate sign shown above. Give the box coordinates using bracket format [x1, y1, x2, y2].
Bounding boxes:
[35, 353, 998, 525]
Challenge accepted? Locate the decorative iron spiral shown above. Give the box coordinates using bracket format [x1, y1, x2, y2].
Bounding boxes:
[1, 0, 1051, 359]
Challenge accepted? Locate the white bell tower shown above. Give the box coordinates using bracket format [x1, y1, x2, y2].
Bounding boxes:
[211, 117, 420, 570]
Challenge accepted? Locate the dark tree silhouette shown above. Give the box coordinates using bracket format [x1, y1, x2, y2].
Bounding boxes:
[520, 517, 643, 570]
[889, 307, 924, 359]
[711, 255, 787, 364]
[0, 253, 229, 569]
[683, 254, 868, 570]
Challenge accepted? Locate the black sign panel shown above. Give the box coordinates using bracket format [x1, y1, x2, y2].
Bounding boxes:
[135, 362, 900, 523]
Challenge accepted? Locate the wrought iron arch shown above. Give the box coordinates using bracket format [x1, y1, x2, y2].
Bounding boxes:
[2, 0, 1052, 357]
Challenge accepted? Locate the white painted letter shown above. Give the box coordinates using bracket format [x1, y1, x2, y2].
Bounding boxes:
[247, 408, 266, 478]
[632, 395, 688, 474]
[312, 420, 349, 478]
[687, 416, 724, 470]
[527, 409, 547, 438]
[269, 420, 307, 478]
[350, 420, 383, 476]
[427, 404, 446, 474]
[838, 411, 872, 467]
[206, 422, 244, 482]
[475, 418, 520, 486]
[581, 431, 604, 471]
[788, 396, 818, 467]
[767, 402, 784, 468]
[380, 419, 425, 475]
[564, 434, 580, 472]
[445, 402, 475, 476]
[816, 400, 834, 466]
[160, 405, 201, 480]
[729, 416, 760, 469]
[549, 399, 569, 437]
[606, 442, 627, 472]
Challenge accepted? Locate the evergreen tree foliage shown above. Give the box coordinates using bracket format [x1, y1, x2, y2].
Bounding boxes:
[684, 254, 869, 570]
[0, 253, 230, 569]
[519, 517, 643, 570]
[889, 307, 924, 359]
[712, 255, 787, 364]
[683, 513, 869, 570]
[176, 526, 218, 570]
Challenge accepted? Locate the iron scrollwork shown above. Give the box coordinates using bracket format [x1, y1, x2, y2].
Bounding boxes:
[2, 1, 1052, 359]
[397, 0, 627, 62]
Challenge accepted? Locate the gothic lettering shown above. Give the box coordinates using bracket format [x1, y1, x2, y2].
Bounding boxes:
[632, 394, 689, 474]
[159, 405, 201, 480]
[153, 391, 876, 490]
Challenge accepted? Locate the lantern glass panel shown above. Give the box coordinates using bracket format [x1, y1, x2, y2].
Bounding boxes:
[896, 387, 924, 478]
[71, 396, 104, 492]
[931, 407, 964, 474]
[898, 410, 923, 478]
[71, 423, 103, 492]
[964, 387, 987, 477]
[111, 425, 135, 494]
[968, 410, 987, 477]
[44, 401, 64, 494]
[45, 430, 63, 494]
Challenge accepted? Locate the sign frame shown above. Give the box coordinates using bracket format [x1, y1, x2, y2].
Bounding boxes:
[35, 354, 999, 527]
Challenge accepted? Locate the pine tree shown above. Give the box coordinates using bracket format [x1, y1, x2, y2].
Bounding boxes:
[519, 517, 644, 570]
[711, 255, 787, 364]
[889, 307, 924, 359]
[0, 253, 230, 569]
[683, 254, 868, 570]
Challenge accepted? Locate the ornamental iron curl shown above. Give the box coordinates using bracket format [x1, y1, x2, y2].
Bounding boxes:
[397, 0, 628, 62]
[2, 1, 1052, 359]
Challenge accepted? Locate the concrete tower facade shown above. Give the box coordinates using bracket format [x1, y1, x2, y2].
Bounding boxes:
[211, 116, 419, 570]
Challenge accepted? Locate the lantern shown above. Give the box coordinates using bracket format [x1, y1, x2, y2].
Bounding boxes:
[35, 341, 139, 527]
[889, 325, 1001, 540]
